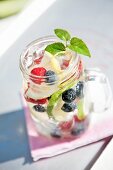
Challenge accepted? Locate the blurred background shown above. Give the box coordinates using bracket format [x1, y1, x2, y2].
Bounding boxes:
[0, 0, 28, 18]
[0, 0, 30, 35]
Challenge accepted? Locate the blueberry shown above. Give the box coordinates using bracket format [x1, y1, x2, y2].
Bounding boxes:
[50, 130, 61, 138]
[71, 121, 84, 135]
[71, 128, 85, 136]
[76, 81, 84, 98]
[71, 118, 89, 136]
[61, 103, 76, 112]
[45, 70, 56, 84]
[33, 105, 46, 112]
[62, 88, 76, 103]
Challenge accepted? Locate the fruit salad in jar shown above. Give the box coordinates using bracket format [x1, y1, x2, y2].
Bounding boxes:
[20, 28, 91, 138]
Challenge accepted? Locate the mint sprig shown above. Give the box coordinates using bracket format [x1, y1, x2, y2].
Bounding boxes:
[45, 42, 65, 55]
[54, 29, 71, 42]
[45, 28, 91, 57]
[68, 37, 91, 57]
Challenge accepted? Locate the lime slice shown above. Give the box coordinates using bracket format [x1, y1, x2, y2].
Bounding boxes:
[47, 81, 75, 118]
[77, 99, 86, 120]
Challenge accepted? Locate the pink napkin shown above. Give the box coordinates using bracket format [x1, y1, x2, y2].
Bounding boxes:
[22, 96, 113, 161]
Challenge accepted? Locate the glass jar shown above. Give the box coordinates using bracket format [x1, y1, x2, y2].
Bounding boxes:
[20, 36, 112, 138]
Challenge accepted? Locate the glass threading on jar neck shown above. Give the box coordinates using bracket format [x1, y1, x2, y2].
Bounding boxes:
[20, 36, 81, 85]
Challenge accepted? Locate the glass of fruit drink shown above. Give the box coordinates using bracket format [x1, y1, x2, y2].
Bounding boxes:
[20, 29, 110, 138]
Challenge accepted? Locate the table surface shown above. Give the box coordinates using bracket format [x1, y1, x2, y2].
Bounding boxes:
[0, 0, 113, 169]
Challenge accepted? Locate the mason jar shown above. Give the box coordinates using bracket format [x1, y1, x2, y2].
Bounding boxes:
[20, 36, 112, 138]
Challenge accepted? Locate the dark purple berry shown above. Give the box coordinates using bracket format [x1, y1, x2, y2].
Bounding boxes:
[62, 88, 76, 103]
[61, 103, 76, 112]
[50, 130, 61, 138]
[76, 81, 84, 97]
[71, 128, 85, 136]
[45, 70, 56, 84]
[33, 105, 46, 112]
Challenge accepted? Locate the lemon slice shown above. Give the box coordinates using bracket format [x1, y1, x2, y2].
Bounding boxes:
[45, 51, 62, 73]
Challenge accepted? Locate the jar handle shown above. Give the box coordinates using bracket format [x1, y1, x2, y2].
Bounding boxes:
[84, 68, 112, 113]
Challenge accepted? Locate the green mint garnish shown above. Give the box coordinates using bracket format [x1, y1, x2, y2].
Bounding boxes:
[68, 37, 91, 57]
[54, 28, 71, 42]
[47, 81, 75, 118]
[45, 42, 65, 55]
[45, 28, 91, 57]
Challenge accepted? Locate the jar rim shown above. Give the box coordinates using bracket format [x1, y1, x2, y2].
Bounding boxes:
[19, 35, 79, 80]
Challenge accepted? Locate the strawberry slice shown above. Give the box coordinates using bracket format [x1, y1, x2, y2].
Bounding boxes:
[24, 83, 48, 104]
[30, 67, 46, 84]
[37, 98, 47, 104]
[25, 95, 47, 104]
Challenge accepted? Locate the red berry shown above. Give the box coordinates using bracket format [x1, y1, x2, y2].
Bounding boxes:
[74, 115, 84, 122]
[34, 55, 43, 64]
[78, 60, 83, 73]
[25, 95, 47, 104]
[63, 60, 70, 67]
[36, 98, 47, 104]
[31, 67, 46, 84]
[31, 67, 46, 76]
[61, 60, 70, 70]
[25, 96, 38, 104]
[59, 120, 73, 131]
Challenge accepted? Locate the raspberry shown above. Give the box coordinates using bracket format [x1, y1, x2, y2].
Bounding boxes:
[59, 120, 73, 131]
[31, 67, 46, 84]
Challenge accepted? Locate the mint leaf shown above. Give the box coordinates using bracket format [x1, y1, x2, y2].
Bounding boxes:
[68, 37, 91, 57]
[47, 81, 75, 118]
[45, 42, 65, 55]
[54, 28, 71, 41]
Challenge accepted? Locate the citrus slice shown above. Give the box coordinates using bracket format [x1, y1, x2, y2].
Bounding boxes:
[77, 99, 86, 120]
[45, 51, 62, 73]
